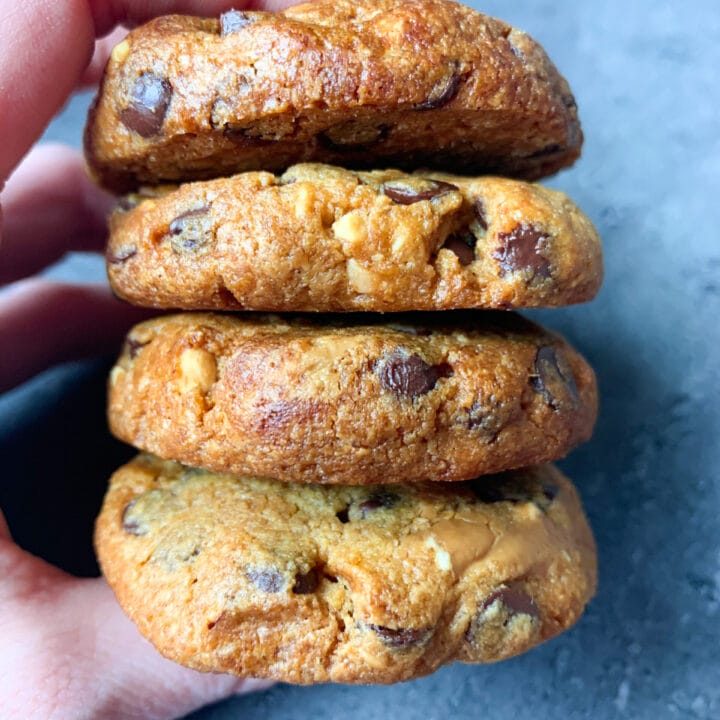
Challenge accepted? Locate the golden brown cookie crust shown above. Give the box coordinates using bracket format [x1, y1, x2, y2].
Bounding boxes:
[85, 0, 582, 192]
[107, 312, 597, 485]
[107, 164, 602, 312]
[95, 454, 597, 684]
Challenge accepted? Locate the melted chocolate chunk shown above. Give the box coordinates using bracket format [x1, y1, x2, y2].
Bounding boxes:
[415, 72, 464, 110]
[473, 198, 489, 230]
[246, 567, 284, 593]
[358, 491, 399, 516]
[529, 144, 563, 158]
[120, 73, 172, 138]
[493, 224, 551, 278]
[220, 9, 257, 35]
[107, 245, 137, 264]
[292, 567, 320, 594]
[531, 346, 579, 410]
[442, 231, 476, 266]
[168, 205, 212, 253]
[479, 582, 540, 619]
[542, 484, 559, 502]
[368, 624, 431, 648]
[121, 500, 146, 535]
[381, 179, 458, 205]
[377, 352, 452, 398]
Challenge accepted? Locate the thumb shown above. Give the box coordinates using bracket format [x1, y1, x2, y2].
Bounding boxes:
[0, 509, 271, 720]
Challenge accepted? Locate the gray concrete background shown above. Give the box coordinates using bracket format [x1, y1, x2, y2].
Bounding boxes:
[3, 0, 719, 718]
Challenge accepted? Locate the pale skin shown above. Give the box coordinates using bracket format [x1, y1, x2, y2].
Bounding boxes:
[0, 1, 297, 718]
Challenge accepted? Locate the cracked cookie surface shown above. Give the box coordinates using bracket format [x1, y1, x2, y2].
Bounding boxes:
[108, 312, 597, 485]
[85, 0, 582, 192]
[107, 164, 602, 312]
[95, 454, 597, 684]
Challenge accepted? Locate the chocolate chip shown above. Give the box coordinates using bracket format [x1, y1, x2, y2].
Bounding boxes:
[120, 72, 172, 137]
[115, 196, 139, 212]
[319, 122, 388, 149]
[529, 144, 563, 158]
[292, 567, 320, 594]
[542, 484, 559, 502]
[467, 402, 487, 431]
[377, 351, 452, 398]
[530, 346, 579, 410]
[336, 507, 350, 524]
[465, 581, 541, 644]
[220, 9, 257, 35]
[107, 245, 137, 264]
[246, 567, 284, 593]
[473, 198, 489, 231]
[168, 205, 212, 253]
[381, 179, 459, 205]
[125, 336, 150, 359]
[479, 582, 540, 619]
[442, 232, 476, 266]
[121, 500, 146, 535]
[358, 491, 399, 516]
[368, 624, 431, 648]
[415, 72, 464, 110]
[254, 400, 322, 434]
[207, 611, 226, 630]
[562, 93, 578, 110]
[493, 224, 551, 278]
[466, 396, 508, 440]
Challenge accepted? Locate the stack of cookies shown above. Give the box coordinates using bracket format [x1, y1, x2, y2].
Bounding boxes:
[86, 0, 602, 684]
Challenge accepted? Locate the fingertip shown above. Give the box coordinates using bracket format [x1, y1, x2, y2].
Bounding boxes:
[0, 279, 155, 393]
[1, 144, 115, 283]
[80, 27, 128, 87]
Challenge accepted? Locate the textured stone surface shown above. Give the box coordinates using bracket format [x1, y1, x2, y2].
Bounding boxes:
[1, 0, 719, 717]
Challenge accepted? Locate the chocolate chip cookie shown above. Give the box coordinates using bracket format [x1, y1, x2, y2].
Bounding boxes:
[95, 454, 597, 684]
[107, 312, 597, 485]
[85, 0, 582, 192]
[107, 164, 602, 312]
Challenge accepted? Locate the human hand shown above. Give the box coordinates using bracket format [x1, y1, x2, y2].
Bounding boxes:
[0, 2, 295, 718]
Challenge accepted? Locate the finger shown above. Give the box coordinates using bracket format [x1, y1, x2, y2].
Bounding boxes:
[80, 0, 300, 87]
[0, 279, 153, 393]
[0, 538, 271, 720]
[0, 144, 114, 285]
[90, 0, 298, 36]
[0, 0, 298, 184]
[0, 508, 9, 541]
[80, 27, 128, 87]
[79, 580, 273, 719]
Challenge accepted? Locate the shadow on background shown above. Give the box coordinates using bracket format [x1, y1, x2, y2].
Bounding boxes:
[0, 358, 135, 577]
